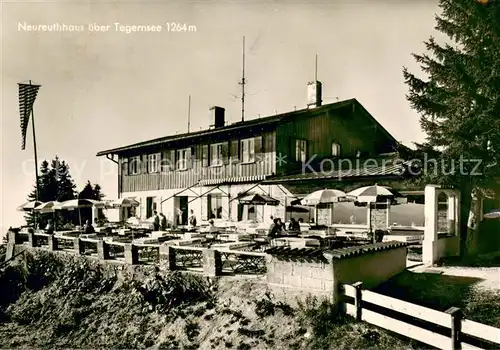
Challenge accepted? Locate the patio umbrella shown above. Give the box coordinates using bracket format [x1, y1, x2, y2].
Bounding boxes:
[106, 197, 140, 209]
[61, 199, 106, 209]
[346, 184, 395, 203]
[238, 194, 280, 206]
[301, 189, 347, 206]
[61, 199, 106, 226]
[34, 201, 62, 231]
[33, 201, 62, 213]
[286, 205, 310, 213]
[17, 200, 43, 212]
[484, 209, 500, 219]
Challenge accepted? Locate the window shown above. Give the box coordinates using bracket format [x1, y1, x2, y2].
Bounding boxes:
[332, 143, 341, 157]
[129, 156, 141, 175]
[207, 194, 223, 219]
[247, 205, 257, 221]
[160, 151, 174, 173]
[210, 143, 224, 166]
[148, 153, 160, 173]
[176, 148, 191, 170]
[295, 139, 307, 162]
[241, 138, 255, 163]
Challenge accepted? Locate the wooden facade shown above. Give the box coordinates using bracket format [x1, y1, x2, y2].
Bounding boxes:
[276, 103, 396, 175]
[119, 131, 276, 192]
[99, 98, 399, 195]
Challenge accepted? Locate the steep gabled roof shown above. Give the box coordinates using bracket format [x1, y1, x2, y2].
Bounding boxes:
[96, 98, 396, 156]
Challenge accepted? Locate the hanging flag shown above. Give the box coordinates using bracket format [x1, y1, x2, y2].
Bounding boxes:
[18, 83, 41, 150]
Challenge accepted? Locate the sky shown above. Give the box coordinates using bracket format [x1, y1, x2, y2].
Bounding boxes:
[1, 0, 441, 230]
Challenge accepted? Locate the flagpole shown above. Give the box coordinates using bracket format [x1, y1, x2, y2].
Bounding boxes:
[29, 80, 40, 229]
[29, 81, 40, 201]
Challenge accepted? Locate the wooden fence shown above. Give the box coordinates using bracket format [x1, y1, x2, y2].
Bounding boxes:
[342, 282, 500, 350]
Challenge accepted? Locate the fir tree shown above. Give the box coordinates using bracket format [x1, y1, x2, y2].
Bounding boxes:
[78, 181, 94, 199]
[24, 157, 77, 228]
[54, 157, 77, 202]
[403, 0, 500, 255]
[92, 183, 105, 201]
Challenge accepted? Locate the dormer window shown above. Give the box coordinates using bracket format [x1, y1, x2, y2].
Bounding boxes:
[332, 143, 341, 157]
[295, 139, 307, 162]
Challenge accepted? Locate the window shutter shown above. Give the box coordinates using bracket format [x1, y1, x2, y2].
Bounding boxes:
[194, 145, 201, 166]
[121, 158, 128, 176]
[155, 153, 161, 172]
[128, 157, 135, 174]
[222, 142, 229, 165]
[207, 194, 213, 219]
[187, 147, 194, 169]
[202, 145, 209, 167]
[160, 151, 168, 172]
[254, 136, 263, 162]
[230, 140, 240, 164]
[170, 150, 176, 170]
[290, 139, 296, 161]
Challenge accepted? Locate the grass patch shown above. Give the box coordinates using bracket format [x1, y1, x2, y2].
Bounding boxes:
[374, 270, 500, 328]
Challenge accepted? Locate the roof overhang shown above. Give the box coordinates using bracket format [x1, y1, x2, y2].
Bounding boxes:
[96, 98, 365, 157]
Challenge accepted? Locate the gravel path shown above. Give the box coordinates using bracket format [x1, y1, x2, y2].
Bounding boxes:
[408, 264, 500, 291]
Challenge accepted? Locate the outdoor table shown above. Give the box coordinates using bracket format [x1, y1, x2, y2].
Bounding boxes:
[273, 237, 320, 248]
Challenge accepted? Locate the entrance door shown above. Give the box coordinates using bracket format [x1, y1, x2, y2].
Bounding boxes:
[174, 196, 189, 225]
[146, 197, 154, 218]
[180, 196, 188, 224]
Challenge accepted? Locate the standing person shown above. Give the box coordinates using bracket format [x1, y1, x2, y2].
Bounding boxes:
[188, 209, 197, 228]
[177, 208, 183, 226]
[44, 219, 54, 235]
[159, 213, 167, 231]
[153, 211, 160, 231]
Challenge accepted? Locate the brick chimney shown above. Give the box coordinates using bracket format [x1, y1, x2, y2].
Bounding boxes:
[210, 106, 225, 128]
[307, 81, 322, 109]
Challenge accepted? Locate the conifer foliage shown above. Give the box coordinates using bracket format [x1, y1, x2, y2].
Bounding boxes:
[25, 157, 106, 228]
[403, 0, 500, 255]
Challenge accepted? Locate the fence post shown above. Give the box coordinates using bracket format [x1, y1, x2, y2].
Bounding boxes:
[159, 243, 177, 271]
[203, 249, 222, 277]
[353, 281, 363, 321]
[73, 238, 84, 255]
[446, 307, 463, 350]
[97, 240, 110, 260]
[124, 244, 139, 265]
[27, 232, 37, 248]
[48, 235, 58, 251]
[8, 230, 20, 244]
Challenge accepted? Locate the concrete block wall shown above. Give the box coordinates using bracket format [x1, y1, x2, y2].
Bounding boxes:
[333, 246, 407, 291]
[265, 243, 408, 303]
[266, 256, 334, 295]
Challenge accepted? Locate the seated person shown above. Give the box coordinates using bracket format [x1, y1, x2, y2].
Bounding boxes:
[44, 219, 54, 235]
[207, 219, 219, 233]
[288, 218, 301, 231]
[276, 218, 287, 232]
[268, 218, 282, 238]
[83, 219, 95, 234]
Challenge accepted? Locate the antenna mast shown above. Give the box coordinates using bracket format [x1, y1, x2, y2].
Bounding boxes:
[315, 54, 318, 81]
[239, 36, 246, 122]
[187, 95, 191, 133]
